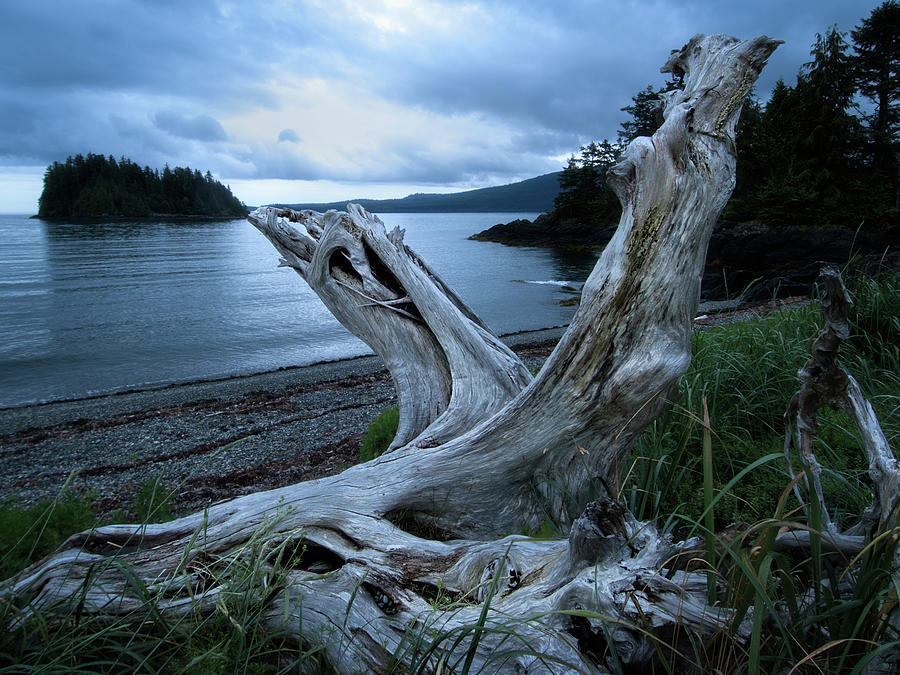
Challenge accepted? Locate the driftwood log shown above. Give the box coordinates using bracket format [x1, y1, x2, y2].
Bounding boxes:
[777, 268, 900, 675]
[2, 34, 803, 672]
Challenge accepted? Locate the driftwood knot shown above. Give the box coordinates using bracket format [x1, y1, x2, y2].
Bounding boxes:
[475, 553, 522, 603]
[568, 497, 633, 568]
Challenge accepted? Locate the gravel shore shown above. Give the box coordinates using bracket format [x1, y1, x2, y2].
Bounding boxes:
[0, 327, 566, 517]
[0, 296, 808, 518]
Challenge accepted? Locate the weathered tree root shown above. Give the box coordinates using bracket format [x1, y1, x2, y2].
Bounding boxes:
[780, 267, 900, 674]
[784, 268, 899, 537]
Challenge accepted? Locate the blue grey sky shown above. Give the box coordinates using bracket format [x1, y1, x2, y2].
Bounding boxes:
[0, 0, 881, 213]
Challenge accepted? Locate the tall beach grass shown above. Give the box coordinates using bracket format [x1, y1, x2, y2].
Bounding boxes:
[620, 272, 899, 672]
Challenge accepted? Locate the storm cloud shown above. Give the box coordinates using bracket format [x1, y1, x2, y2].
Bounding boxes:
[0, 0, 883, 211]
[278, 129, 301, 143]
[153, 112, 228, 142]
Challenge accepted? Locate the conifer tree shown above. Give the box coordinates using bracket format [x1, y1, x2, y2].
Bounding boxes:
[852, 0, 900, 206]
[553, 140, 621, 224]
[617, 85, 664, 144]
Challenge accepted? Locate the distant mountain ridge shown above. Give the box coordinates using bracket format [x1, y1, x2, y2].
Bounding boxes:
[272, 172, 561, 213]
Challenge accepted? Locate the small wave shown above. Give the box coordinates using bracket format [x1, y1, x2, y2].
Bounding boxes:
[512, 279, 578, 287]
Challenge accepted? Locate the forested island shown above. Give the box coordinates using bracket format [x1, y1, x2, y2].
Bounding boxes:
[473, 3, 899, 299]
[37, 153, 247, 219]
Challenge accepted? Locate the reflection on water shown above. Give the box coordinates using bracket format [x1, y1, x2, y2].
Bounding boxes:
[1, 213, 598, 406]
[545, 247, 601, 281]
[0, 219, 52, 362]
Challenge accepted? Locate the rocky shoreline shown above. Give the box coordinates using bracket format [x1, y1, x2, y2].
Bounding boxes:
[0, 299, 808, 519]
[472, 218, 899, 302]
[0, 328, 567, 518]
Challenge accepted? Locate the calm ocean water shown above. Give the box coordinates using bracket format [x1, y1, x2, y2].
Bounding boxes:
[0, 212, 598, 407]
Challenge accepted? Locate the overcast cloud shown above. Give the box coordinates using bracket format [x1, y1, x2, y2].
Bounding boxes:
[0, 0, 883, 212]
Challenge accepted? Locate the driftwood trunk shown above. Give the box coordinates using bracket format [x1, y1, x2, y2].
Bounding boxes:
[2, 34, 790, 672]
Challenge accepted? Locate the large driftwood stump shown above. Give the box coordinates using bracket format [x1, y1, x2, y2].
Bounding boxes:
[3, 35, 786, 672]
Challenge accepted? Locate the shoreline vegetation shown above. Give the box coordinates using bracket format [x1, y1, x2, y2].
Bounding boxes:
[30, 213, 249, 222]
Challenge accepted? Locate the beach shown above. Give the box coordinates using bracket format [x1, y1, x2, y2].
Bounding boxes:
[0, 296, 809, 518]
[0, 327, 566, 517]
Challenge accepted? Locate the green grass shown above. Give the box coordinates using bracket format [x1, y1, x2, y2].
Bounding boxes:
[619, 272, 900, 672]
[0, 487, 96, 580]
[0, 517, 326, 673]
[624, 273, 898, 532]
[0, 476, 177, 580]
[359, 406, 400, 462]
[133, 476, 176, 524]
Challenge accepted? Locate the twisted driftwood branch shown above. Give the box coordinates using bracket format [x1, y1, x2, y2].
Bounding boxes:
[782, 268, 899, 540]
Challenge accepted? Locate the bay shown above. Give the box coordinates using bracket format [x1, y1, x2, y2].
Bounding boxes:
[0, 213, 598, 407]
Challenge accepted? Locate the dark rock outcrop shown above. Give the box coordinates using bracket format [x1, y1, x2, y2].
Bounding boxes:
[703, 222, 898, 301]
[472, 216, 898, 301]
[468, 212, 616, 250]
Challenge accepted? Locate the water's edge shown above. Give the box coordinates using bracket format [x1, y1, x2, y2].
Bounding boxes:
[0, 326, 568, 436]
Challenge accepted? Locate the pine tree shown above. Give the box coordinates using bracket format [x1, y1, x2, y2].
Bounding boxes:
[617, 86, 664, 144]
[553, 141, 621, 225]
[744, 29, 866, 226]
[723, 91, 765, 220]
[851, 0, 900, 205]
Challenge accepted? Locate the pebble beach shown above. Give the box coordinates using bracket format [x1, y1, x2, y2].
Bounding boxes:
[0, 327, 566, 517]
[0, 296, 808, 519]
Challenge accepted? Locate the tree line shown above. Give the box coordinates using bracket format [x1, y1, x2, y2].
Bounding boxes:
[38, 153, 247, 218]
[555, 1, 899, 231]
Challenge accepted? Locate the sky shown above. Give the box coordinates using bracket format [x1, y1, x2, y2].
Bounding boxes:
[0, 0, 883, 214]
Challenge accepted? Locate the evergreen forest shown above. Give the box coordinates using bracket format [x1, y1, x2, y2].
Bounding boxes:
[37, 153, 247, 219]
[554, 2, 899, 232]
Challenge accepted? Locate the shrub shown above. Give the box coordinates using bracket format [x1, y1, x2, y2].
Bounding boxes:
[359, 407, 400, 462]
[132, 476, 175, 523]
[0, 492, 96, 579]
